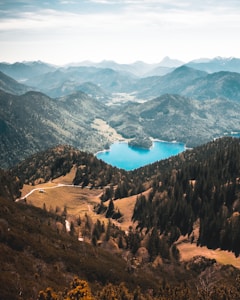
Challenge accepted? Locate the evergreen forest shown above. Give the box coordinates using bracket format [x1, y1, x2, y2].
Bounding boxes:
[1, 137, 240, 299]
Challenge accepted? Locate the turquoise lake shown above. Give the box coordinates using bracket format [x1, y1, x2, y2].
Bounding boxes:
[96, 141, 186, 171]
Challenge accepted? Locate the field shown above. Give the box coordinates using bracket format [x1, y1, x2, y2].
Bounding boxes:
[21, 167, 106, 224]
[20, 168, 240, 269]
[177, 242, 240, 268]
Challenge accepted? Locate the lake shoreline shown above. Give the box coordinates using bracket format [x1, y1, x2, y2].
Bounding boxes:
[95, 138, 187, 155]
[96, 139, 186, 171]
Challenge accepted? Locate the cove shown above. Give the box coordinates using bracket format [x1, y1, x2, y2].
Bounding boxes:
[96, 140, 186, 171]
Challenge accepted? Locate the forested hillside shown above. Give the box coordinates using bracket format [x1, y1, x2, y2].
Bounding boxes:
[1, 137, 240, 299]
[0, 71, 31, 95]
[10, 145, 145, 197]
[10, 137, 240, 257]
[0, 90, 108, 168]
[2, 191, 240, 300]
[132, 137, 240, 256]
[108, 94, 240, 147]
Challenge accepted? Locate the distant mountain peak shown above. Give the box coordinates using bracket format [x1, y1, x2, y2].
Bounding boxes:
[159, 56, 184, 68]
[213, 56, 234, 61]
[172, 65, 205, 75]
[186, 56, 240, 73]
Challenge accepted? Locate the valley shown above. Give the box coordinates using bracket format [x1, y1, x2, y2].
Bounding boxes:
[108, 92, 146, 105]
[1, 57, 240, 299]
[1, 58, 240, 168]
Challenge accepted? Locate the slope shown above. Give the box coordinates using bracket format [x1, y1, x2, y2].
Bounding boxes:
[0, 71, 32, 95]
[132, 137, 240, 256]
[0, 90, 110, 168]
[25, 66, 137, 97]
[132, 66, 240, 101]
[186, 57, 240, 73]
[182, 71, 240, 101]
[133, 66, 208, 99]
[0, 61, 56, 81]
[109, 94, 240, 147]
[2, 139, 240, 299]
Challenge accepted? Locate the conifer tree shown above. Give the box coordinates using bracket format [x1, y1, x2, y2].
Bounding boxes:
[106, 199, 114, 218]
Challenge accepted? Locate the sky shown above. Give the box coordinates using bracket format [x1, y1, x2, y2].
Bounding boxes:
[0, 0, 240, 65]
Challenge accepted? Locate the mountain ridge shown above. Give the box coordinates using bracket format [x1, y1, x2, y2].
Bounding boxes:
[0, 71, 32, 95]
[1, 58, 240, 102]
[133, 66, 240, 101]
[0, 90, 109, 168]
[186, 56, 240, 73]
[1, 89, 240, 168]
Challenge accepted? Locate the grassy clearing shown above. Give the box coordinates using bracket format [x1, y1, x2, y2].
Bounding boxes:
[113, 189, 151, 230]
[178, 241, 240, 268]
[21, 165, 141, 230]
[21, 170, 240, 269]
[23, 184, 102, 219]
[52, 165, 78, 184]
[91, 118, 126, 143]
[22, 182, 139, 230]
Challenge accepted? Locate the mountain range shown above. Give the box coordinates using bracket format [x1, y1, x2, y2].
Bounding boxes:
[187, 56, 240, 73]
[0, 60, 56, 81]
[0, 56, 240, 168]
[1, 57, 240, 101]
[108, 94, 240, 145]
[0, 88, 239, 168]
[133, 66, 240, 100]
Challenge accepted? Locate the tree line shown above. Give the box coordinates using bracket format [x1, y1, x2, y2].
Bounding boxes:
[132, 137, 240, 256]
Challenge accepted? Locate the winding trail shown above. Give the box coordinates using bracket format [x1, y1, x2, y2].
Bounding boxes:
[15, 183, 86, 202]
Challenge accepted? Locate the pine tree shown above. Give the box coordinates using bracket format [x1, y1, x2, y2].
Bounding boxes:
[106, 199, 114, 218]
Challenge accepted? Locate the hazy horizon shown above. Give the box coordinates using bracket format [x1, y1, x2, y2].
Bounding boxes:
[1, 55, 240, 67]
[0, 1, 239, 65]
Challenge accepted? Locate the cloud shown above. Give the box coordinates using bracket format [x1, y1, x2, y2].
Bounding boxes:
[0, 0, 240, 63]
[0, 0, 238, 31]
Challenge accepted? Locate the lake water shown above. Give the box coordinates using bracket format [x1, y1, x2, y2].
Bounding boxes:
[96, 140, 186, 171]
[230, 133, 240, 138]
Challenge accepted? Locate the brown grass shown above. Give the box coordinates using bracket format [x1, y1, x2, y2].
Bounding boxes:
[52, 165, 78, 184]
[177, 241, 240, 269]
[21, 170, 240, 269]
[113, 189, 151, 230]
[91, 118, 127, 143]
[21, 167, 138, 229]
[23, 184, 102, 220]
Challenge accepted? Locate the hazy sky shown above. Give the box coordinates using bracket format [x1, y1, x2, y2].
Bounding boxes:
[0, 0, 239, 64]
